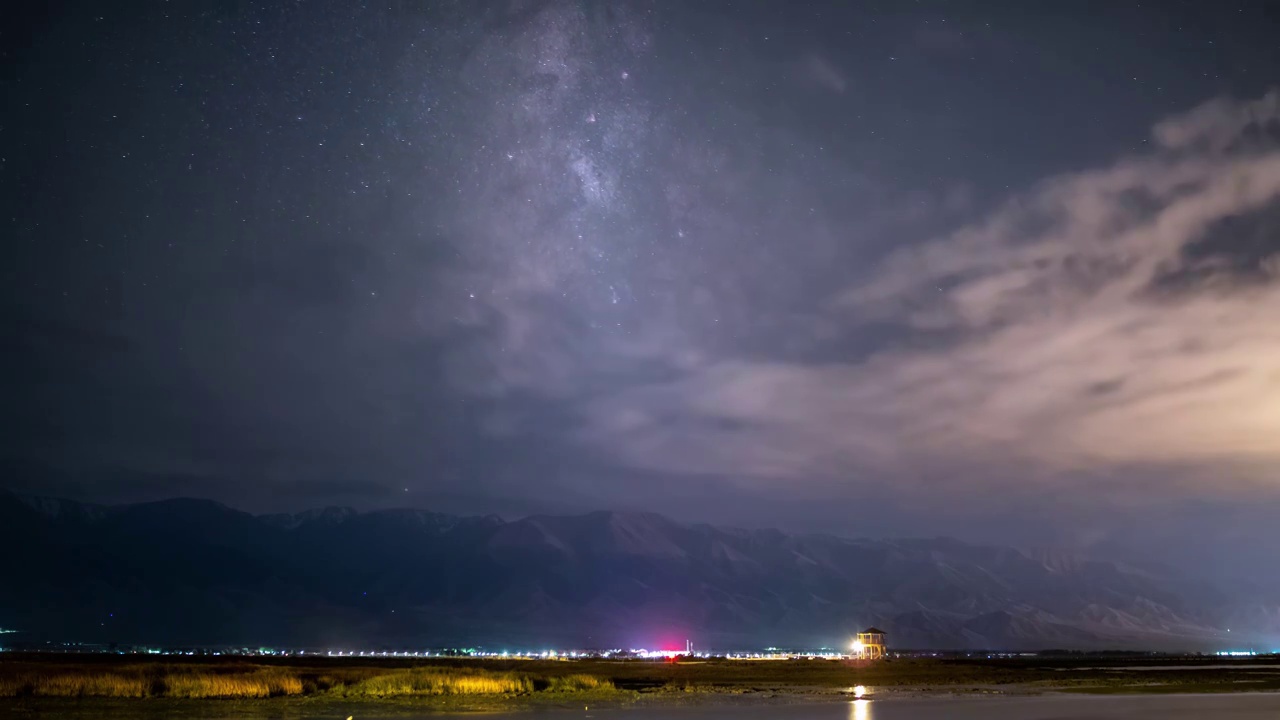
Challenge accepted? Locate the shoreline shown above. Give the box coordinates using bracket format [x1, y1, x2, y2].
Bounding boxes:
[5, 655, 1280, 717]
[7, 682, 1280, 718]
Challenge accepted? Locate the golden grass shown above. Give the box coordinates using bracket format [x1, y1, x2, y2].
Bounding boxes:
[546, 673, 613, 692]
[0, 665, 304, 698]
[0, 662, 607, 699]
[33, 672, 150, 697]
[163, 668, 304, 698]
[340, 667, 533, 697]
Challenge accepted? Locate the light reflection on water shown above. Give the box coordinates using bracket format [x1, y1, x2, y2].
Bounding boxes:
[832, 693, 1280, 720]
[386, 692, 1280, 720]
[628, 693, 1280, 720]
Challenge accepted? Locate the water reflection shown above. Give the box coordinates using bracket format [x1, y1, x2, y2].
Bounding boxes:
[337, 691, 1280, 720]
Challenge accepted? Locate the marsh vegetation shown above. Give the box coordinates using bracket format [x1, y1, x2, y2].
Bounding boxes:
[0, 660, 612, 699]
[2, 653, 1278, 714]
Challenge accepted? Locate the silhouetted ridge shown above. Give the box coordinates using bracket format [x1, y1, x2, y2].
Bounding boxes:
[0, 490, 1269, 650]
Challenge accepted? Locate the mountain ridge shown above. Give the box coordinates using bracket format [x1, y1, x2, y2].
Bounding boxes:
[1, 489, 1270, 651]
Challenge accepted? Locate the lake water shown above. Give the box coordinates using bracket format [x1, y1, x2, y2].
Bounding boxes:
[422, 693, 1280, 720]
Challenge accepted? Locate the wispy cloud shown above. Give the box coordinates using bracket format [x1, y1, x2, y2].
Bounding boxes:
[578, 92, 1280, 498]
[797, 54, 847, 94]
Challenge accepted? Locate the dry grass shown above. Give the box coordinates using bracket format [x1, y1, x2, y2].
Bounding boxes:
[30, 672, 150, 697]
[0, 662, 602, 699]
[545, 673, 613, 692]
[163, 668, 304, 698]
[0, 665, 304, 699]
[0, 668, 149, 698]
[338, 667, 533, 697]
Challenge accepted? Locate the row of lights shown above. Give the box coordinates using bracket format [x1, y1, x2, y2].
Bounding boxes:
[324, 648, 695, 659]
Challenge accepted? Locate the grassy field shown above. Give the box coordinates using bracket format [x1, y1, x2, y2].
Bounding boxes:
[1, 653, 1278, 716]
[0, 659, 607, 699]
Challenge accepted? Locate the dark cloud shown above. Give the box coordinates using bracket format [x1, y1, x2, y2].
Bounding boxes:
[3, 0, 1280, 584]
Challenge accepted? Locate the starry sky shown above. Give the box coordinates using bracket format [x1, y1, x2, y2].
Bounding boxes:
[4, 1, 1280, 577]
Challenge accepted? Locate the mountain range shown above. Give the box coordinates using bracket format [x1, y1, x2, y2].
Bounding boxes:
[2, 489, 1273, 651]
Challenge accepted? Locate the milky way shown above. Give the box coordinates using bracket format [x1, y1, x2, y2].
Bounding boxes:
[4, 1, 1280, 582]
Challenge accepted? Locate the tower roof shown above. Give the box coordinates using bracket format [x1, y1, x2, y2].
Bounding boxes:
[860, 627, 886, 635]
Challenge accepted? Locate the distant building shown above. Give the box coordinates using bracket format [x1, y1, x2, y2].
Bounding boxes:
[853, 628, 886, 660]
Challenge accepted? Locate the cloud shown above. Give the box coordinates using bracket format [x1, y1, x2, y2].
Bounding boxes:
[576, 91, 1280, 499]
[797, 54, 847, 94]
[418, 5, 1278, 520]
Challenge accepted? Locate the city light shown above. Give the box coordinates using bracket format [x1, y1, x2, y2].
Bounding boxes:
[1, 640, 911, 662]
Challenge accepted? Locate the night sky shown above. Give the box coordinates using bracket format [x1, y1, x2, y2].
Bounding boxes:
[4, 2, 1280, 579]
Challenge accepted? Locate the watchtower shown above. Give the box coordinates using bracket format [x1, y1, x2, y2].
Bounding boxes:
[853, 627, 886, 660]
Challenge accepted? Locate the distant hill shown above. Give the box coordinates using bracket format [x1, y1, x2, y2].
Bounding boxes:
[0, 489, 1270, 651]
